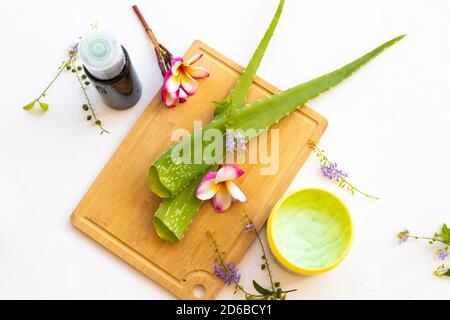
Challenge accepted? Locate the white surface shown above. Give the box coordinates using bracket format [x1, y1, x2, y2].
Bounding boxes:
[0, 0, 449, 300]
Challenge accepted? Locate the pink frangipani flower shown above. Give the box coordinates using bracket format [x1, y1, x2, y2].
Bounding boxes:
[162, 53, 209, 107]
[196, 165, 247, 213]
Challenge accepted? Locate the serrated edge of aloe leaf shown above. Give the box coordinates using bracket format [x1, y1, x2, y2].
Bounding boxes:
[230, 0, 284, 107]
[231, 34, 406, 132]
[214, 0, 285, 119]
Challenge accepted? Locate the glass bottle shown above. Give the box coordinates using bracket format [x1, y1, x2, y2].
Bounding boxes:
[79, 31, 142, 110]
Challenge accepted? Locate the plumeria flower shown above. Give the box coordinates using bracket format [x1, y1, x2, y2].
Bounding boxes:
[162, 53, 209, 107]
[196, 165, 247, 213]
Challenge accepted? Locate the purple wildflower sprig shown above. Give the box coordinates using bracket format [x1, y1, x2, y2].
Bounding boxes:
[225, 129, 247, 155]
[309, 141, 379, 200]
[397, 224, 450, 277]
[207, 218, 297, 300]
[214, 262, 241, 285]
[207, 231, 254, 298]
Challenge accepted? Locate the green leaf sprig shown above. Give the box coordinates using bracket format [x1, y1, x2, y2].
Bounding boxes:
[23, 50, 77, 112]
[398, 223, 450, 277]
[309, 141, 379, 199]
[22, 25, 108, 135]
[68, 56, 109, 135]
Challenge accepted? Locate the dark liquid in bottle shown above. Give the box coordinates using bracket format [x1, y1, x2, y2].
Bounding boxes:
[84, 47, 142, 110]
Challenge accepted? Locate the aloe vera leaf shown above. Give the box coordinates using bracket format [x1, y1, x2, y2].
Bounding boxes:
[232, 34, 406, 133]
[214, 0, 285, 118]
[153, 1, 286, 241]
[150, 35, 405, 199]
[150, 1, 286, 199]
[149, 118, 226, 198]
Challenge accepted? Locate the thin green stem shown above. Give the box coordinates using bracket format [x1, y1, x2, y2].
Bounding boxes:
[253, 224, 275, 292]
[208, 228, 296, 300]
[208, 231, 267, 299]
[36, 51, 77, 102]
[309, 141, 379, 200]
[244, 215, 297, 298]
[71, 61, 109, 135]
[207, 231, 227, 270]
[337, 177, 379, 200]
[207, 231, 254, 296]
[407, 234, 448, 245]
[235, 285, 259, 297]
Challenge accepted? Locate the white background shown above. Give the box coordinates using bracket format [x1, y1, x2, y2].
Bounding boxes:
[1, 0, 449, 299]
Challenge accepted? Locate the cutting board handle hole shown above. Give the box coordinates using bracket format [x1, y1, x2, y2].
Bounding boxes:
[192, 284, 206, 299]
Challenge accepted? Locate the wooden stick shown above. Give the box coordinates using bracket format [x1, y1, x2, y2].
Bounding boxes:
[132, 5, 159, 48]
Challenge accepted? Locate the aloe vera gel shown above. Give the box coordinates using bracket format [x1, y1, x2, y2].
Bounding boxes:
[268, 189, 353, 274]
[80, 31, 142, 110]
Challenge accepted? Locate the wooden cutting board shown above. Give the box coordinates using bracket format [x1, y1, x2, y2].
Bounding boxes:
[71, 40, 327, 299]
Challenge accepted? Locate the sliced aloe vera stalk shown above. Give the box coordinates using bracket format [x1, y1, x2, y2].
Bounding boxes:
[150, 34, 405, 200]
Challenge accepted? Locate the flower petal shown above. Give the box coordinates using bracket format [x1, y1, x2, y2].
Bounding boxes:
[179, 87, 189, 100]
[215, 165, 245, 183]
[161, 88, 178, 108]
[171, 57, 183, 76]
[226, 181, 247, 202]
[196, 172, 219, 200]
[164, 71, 181, 93]
[180, 71, 198, 96]
[178, 88, 189, 103]
[186, 53, 203, 66]
[212, 185, 232, 213]
[184, 66, 210, 79]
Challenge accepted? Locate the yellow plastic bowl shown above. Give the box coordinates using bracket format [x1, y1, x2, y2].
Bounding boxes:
[267, 188, 353, 275]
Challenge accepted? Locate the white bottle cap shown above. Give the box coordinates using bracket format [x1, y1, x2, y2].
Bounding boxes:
[79, 30, 126, 80]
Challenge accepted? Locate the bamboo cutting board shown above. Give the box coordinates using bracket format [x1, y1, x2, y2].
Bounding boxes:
[71, 40, 327, 299]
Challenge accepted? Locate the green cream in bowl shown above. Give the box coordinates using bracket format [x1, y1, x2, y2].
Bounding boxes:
[267, 188, 353, 275]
